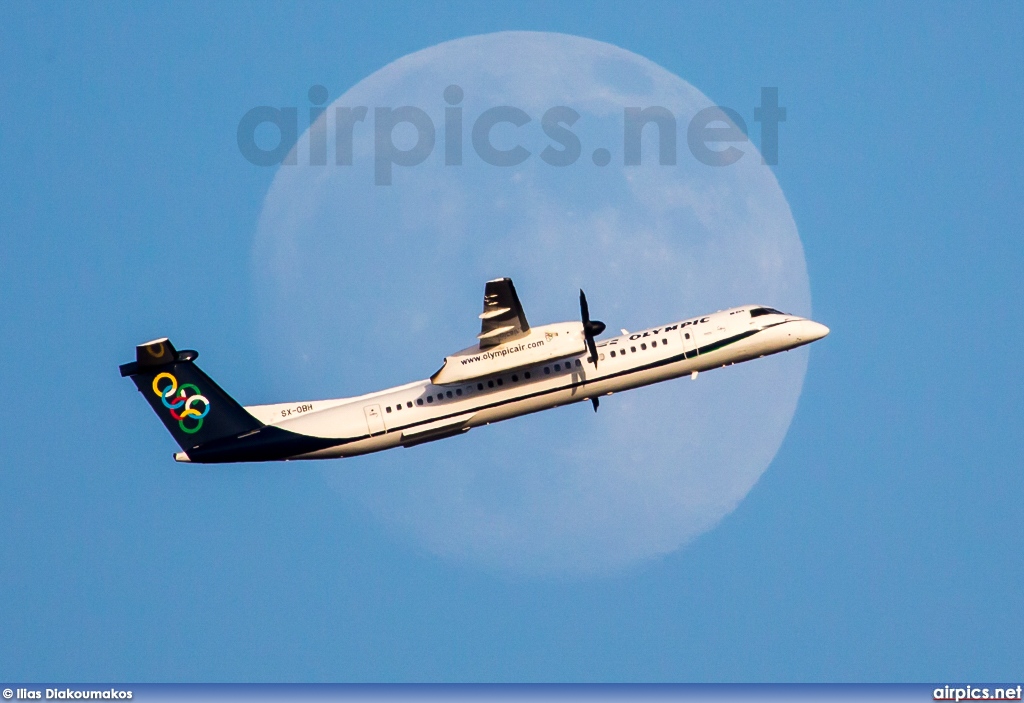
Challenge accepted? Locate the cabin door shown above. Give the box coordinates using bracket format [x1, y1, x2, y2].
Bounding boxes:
[680, 328, 698, 359]
[363, 404, 385, 436]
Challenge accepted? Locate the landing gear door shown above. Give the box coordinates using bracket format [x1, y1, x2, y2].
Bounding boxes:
[364, 404, 385, 435]
[680, 328, 698, 359]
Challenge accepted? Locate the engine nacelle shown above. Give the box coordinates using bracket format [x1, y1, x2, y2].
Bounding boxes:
[431, 322, 586, 385]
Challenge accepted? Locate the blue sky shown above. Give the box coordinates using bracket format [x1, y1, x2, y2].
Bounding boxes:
[1, 1, 1022, 682]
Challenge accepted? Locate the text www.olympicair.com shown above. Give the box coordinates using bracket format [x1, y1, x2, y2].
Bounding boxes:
[459, 339, 546, 365]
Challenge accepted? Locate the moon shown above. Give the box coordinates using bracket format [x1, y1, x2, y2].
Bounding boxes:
[251, 32, 811, 575]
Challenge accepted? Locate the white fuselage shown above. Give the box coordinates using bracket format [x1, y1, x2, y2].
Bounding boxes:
[236, 307, 828, 460]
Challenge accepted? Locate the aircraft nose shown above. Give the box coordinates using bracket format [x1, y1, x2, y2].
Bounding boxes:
[803, 320, 830, 341]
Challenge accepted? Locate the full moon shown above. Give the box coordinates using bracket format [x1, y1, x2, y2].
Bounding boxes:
[252, 32, 811, 575]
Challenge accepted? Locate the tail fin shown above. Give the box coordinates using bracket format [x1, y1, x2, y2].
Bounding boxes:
[120, 338, 263, 453]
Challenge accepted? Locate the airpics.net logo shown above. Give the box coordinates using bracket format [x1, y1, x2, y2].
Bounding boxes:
[236, 84, 787, 184]
[934, 685, 1023, 701]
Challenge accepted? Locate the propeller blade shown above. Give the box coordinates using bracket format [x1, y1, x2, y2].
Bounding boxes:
[579, 289, 605, 367]
[591, 396, 599, 412]
[585, 334, 599, 367]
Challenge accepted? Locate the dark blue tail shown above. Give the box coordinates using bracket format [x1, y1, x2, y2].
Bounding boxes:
[120, 338, 263, 452]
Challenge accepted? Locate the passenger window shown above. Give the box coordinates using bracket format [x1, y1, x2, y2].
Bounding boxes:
[478, 382, 484, 391]
[662, 338, 668, 345]
[576, 359, 582, 367]
[554, 363, 561, 371]
[396, 404, 401, 411]
[685, 333, 690, 339]
[456, 388, 462, 397]
[631, 346, 636, 352]
[651, 341, 657, 348]
[407, 401, 413, 408]
[427, 396, 433, 403]
[488, 380, 494, 388]
[416, 399, 423, 406]
[496, 378, 504, 386]
[512, 374, 518, 382]
[544, 367, 550, 375]
[610, 350, 616, 357]
[641, 343, 647, 350]
[524, 371, 531, 379]
[446, 390, 453, 398]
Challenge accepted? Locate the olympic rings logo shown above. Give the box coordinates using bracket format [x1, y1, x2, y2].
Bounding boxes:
[152, 372, 211, 435]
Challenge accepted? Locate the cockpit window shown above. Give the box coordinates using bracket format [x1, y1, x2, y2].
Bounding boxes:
[749, 307, 786, 317]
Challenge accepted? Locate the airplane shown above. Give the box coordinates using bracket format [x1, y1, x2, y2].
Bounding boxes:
[120, 278, 829, 463]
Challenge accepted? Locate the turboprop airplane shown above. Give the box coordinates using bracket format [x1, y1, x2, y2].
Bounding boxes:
[120, 278, 829, 463]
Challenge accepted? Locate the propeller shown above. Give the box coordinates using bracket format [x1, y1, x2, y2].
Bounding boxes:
[579, 289, 606, 367]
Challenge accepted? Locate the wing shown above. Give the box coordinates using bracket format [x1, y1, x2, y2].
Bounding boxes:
[477, 277, 530, 348]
